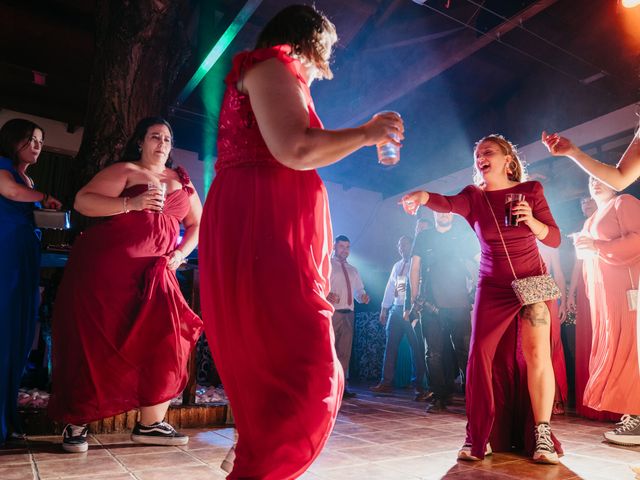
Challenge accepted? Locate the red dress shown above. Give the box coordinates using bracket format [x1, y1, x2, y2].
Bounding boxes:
[198, 45, 342, 479]
[428, 181, 563, 459]
[48, 167, 202, 424]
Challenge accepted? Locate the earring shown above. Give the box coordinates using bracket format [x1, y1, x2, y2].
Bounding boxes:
[138, 146, 142, 153]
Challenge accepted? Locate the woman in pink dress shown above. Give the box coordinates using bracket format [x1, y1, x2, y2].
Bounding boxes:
[572, 177, 640, 445]
[402, 134, 562, 464]
[198, 5, 403, 479]
[567, 197, 620, 422]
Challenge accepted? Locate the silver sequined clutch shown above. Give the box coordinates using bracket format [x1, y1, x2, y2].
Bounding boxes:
[511, 274, 561, 306]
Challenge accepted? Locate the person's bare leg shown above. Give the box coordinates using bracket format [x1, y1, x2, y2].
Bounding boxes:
[139, 400, 171, 425]
[521, 302, 558, 464]
[521, 302, 554, 423]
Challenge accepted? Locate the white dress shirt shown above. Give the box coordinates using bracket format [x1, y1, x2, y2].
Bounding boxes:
[330, 257, 366, 311]
[381, 258, 410, 309]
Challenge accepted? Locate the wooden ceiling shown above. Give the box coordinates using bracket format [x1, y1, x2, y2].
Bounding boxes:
[1, 0, 639, 196]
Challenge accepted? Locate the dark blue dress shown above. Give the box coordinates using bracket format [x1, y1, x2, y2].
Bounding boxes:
[0, 156, 40, 444]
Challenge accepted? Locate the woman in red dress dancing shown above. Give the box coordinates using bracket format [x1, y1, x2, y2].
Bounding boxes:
[49, 117, 203, 453]
[198, 5, 403, 479]
[402, 135, 562, 464]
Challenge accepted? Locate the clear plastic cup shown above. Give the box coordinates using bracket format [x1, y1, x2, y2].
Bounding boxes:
[147, 182, 166, 212]
[375, 111, 401, 165]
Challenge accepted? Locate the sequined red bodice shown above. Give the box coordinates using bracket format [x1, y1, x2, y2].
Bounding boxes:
[215, 45, 323, 172]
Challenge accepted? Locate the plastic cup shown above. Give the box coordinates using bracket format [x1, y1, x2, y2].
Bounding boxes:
[147, 182, 166, 212]
[504, 193, 524, 227]
[375, 111, 401, 165]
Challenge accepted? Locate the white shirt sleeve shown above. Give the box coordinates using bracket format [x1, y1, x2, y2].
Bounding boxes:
[381, 262, 398, 309]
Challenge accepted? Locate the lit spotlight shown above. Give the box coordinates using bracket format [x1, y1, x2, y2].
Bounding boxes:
[622, 0, 640, 8]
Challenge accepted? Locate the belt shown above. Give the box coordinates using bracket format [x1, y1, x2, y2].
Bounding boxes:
[335, 309, 353, 314]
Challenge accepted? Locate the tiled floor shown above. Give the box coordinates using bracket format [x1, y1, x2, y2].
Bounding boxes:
[2, 387, 639, 479]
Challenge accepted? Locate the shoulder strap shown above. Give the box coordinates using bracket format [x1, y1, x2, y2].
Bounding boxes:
[482, 190, 518, 280]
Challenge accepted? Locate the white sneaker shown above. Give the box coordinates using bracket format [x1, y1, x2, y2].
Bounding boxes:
[533, 423, 559, 464]
[604, 415, 640, 446]
[457, 442, 492, 461]
[220, 445, 236, 473]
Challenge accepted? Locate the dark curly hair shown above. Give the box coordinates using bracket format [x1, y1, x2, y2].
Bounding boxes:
[0, 118, 45, 164]
[256, 4, 338, 80]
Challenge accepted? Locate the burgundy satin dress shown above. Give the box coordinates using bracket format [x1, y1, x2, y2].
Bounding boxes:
[428, 181, 563, 459]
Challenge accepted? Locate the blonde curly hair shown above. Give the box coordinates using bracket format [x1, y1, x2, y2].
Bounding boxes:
[473, 134, 527, 186]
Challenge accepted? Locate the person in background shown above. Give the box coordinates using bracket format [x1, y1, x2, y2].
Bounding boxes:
[329, 235, 370, 398]
[48, 117, 202, 453]
[567, 197, 619, 422]
[401, 134, 562, 464]
[409, 211, 475, 412]
[197, 4, 404, 478]
[0, 119, 61, 446]
[571, 177, 640, 445]
[370, 236, 429, 401]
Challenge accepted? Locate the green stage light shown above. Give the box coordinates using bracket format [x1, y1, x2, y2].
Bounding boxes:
[176, 0, 263, 105]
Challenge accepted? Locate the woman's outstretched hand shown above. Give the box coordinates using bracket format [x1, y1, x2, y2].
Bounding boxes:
[541, 131, 577, 157]
[400, 191, 428, 215]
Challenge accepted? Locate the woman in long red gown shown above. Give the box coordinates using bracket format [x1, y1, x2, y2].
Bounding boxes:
[402, 135, 562, 464]
[572, 177, 640, 445]
[198, 5, 404, 479]
[49, 118, 203, 452]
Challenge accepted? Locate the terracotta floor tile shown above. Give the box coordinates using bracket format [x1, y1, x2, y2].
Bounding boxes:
[30, 444, 111, 462]
[0, 464, 36, 480]
[175, 431, 234, 450]
[133, 465, 226, 480]
[0, 447, 31, 466]
[185, 445, 232, 465]
[37, 456, 127, 479]
[116, 450, 204, 471]
[23, 390, 638, 479]
[375, 453, 471, 480]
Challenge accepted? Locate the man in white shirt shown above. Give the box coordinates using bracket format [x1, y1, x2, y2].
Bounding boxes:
[328, 235, 369, 398]
[370, 236, 430, 401]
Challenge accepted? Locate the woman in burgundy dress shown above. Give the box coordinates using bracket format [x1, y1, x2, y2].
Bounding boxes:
[49, 118, 202, 453]
[198, 5, 403, 479]
[402, 134, 562, 464]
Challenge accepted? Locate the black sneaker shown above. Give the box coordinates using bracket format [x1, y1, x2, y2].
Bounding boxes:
[533, 422, 559, 464]
[131, 421, 189, 446]
[425, 398, 447, 413]
[604, 414, 640, 446]
[62, 424, 89, 453]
